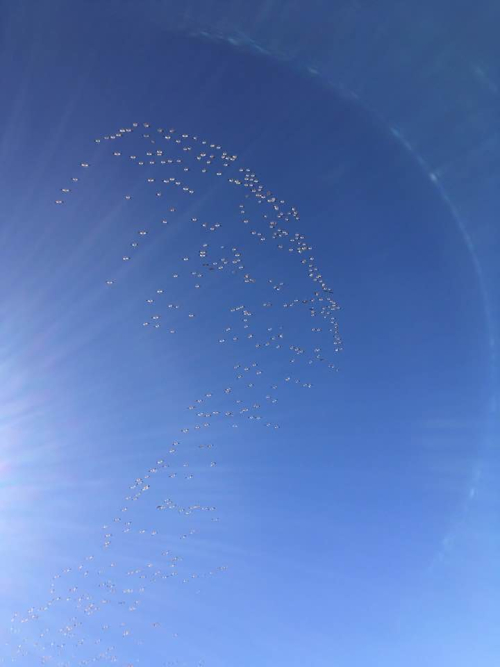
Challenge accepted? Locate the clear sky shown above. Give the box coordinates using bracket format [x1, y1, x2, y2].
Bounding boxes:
[0, 2, 498, 666]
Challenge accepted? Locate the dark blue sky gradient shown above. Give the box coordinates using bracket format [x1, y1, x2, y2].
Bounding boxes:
[0, 3, 497, 666]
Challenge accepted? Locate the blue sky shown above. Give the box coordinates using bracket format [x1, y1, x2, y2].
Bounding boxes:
[0, 2, 497, 666]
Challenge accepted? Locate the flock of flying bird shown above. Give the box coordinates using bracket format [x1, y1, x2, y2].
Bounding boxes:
[7, 123, 342, 666]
